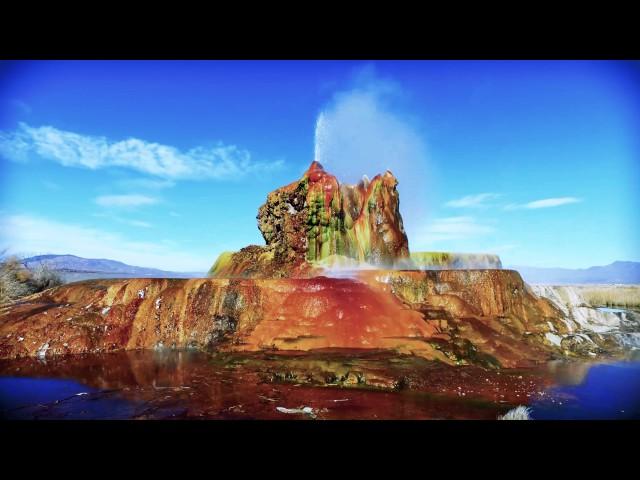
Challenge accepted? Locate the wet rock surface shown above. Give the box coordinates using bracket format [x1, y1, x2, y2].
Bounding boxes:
[0, 270, 584, 367]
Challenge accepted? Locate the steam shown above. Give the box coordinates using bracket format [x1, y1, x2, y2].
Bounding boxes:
[313, 68, 431, 243]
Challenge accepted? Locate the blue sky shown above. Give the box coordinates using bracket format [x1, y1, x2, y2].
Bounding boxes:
[0, 60, 638, 271]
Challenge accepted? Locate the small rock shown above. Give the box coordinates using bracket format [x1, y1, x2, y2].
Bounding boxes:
[36, 342, 50, 359]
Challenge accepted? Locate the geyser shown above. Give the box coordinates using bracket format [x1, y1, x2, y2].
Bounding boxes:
[312, 79, 431, 241]
[210, 160, 410, 278]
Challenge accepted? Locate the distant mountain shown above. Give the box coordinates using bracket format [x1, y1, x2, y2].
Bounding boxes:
[21, 255, 640, 285]
[509, 261, 640, 285]
[22, 254, 205, 282]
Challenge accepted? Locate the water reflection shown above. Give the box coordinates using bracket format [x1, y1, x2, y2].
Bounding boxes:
[0, 350, 638, 419]
[544, 360, 592, 386]
[532, 361, 640, 419]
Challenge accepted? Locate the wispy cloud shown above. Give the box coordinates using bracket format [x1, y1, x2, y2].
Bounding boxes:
[445, 193, 501, 208]
[415, 216, 495, 243]
[42, 180, 61, 191]
[0, 122, 283, 180]
[95, 194, 158, 208]
[92, 213, 153, 228]
[125, 219, 152, 228]
[9, 99, 32, 115]
[117, 178, 176, 190]
[0, 214, 210, 271]
[505, 197, 582, 210]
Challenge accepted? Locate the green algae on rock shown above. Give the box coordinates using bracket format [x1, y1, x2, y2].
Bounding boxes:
[410, 252, 503, 270]
[210, 161, 410, 278]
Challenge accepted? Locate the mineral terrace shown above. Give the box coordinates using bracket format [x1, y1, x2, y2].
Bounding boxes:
[0, 161, 628, 367]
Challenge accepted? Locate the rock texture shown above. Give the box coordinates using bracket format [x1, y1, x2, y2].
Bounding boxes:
[4, 163, 630, 371]
[531, 284, 640, 352]
[210, 161, 409, 278]
[410, 252, 502, 270]
[0, 270, 577, 367]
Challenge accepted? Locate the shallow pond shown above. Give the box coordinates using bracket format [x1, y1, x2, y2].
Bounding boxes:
[0, 350, 638, 420]
[530, 360, 640, 419]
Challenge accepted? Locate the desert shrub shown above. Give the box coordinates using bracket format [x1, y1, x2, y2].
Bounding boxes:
[29, 263, 63, 291]
[498, 405, 532, 420]
[0, 255, 30, 304]
[0, 254, 63, 305]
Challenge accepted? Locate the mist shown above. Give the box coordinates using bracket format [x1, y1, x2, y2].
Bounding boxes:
[313, 68, 431, 245]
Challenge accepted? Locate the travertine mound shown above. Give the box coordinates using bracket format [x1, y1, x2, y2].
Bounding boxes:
[210, 161, 409, 278]
[531, 284, 640, 352]
[0, 270, 576, 367]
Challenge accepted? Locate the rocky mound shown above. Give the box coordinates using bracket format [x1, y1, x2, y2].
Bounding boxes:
[0, 270, 582, 368]
[210, 161, 409, 278]
[2, 161, 623, 368]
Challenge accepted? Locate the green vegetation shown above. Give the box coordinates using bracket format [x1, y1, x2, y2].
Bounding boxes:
[411, 252, 452, 267]
[410, 252, 502, 269]
[578, 285, 640, 310]
[208, 251, 234, 277]
[0, 254, 63, 305]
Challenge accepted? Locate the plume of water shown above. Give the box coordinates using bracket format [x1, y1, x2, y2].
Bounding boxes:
[312, 74, 432, 243]
[314, 112, 328, 166]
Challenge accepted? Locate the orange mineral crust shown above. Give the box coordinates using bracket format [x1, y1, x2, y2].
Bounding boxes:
[236, 276, 442, 359]
[0, 270, 573, 367]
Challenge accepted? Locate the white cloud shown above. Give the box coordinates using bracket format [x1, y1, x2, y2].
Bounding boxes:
[124, 219, 153, 228]
[91, 213, 153, 228]
[0, 122, 283, 180]
[95, 194, 158, 208]
[445, 193, 501, 208]
[0, 214, 211, 271]
[118, 178, 176, 190]
[505, 197, 582, 210]
[415, 216, 495, 243]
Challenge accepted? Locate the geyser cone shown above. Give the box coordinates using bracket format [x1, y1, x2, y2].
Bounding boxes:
[210, 160, 410, 278]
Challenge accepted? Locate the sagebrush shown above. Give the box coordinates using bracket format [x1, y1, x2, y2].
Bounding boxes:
[0, 254, 63, 305]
